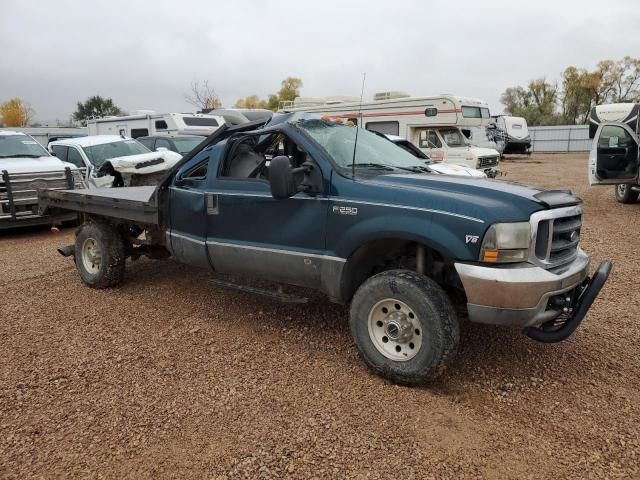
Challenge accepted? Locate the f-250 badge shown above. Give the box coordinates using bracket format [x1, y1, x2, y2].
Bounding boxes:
[333, 205, 358, 216]
[465, 235, 479, 244]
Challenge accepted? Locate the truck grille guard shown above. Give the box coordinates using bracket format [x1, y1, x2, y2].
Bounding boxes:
[0, 168, 86, 220]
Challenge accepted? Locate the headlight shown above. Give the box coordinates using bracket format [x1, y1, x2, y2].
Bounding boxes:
[479, 222, 530, 263]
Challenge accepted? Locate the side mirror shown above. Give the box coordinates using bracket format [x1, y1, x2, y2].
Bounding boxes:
[50, 150, 57, 157]
[156, 147, 169, 152]
[269, 156, 297, 199]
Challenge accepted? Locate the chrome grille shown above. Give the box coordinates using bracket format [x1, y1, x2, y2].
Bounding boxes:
[530, 206, 582, 270]
[478, 156, 498, 168]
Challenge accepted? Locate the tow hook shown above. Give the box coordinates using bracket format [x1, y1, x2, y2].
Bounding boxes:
[525, 261, 612, 343]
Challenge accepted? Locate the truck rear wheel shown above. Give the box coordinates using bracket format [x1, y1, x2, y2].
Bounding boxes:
[349, 270, 459, 385]
[615, 184, 639, 204]
[75, 222, 126, 288]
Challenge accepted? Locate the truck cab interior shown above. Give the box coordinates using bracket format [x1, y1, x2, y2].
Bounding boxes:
[595, 124, 639, 181]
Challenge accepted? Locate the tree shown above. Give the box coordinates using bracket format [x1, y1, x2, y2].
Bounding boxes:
[184, 80, 222, 111]
[0, 98, 35, 127]
[233, 95, 268, 109]
[500, 79, 561, 126]
[277, 77, 303, 103]
[73, 95, 122, 125]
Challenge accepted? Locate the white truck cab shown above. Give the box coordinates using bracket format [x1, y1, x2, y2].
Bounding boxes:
[588, 103, 640, 203]
[49, 135, 181, 188]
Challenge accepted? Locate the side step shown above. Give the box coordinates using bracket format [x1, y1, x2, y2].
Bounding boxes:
[209, 278, 308, 304]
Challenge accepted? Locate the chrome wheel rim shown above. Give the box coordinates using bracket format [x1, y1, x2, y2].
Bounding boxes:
[367, 298, 422, 361]
[617, 184, 628, 196]
[81, 237, 102, 274]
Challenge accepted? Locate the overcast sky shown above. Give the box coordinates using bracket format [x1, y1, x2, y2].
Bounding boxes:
[1, 0, 638, 123]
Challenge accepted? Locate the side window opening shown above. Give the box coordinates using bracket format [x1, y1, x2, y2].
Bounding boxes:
[51, 145, 68, 162]
[66, 147, 85, 168]
[183, 157, 209, 180]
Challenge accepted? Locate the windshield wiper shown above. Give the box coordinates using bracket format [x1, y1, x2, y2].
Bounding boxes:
[0, 154, 43, 158]
[351, 163, 396, 171]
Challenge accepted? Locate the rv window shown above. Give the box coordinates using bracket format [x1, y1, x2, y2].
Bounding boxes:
[461, 106, 482, 118]
[155, 120, 168, 130]
[130, 128, 149, 139]
[481, 108, 490, 119]
[51, 145, 68, 162]
[183, 117, 219, 127]
[365, 121, 399, 136]
[425, 108, 438, 117]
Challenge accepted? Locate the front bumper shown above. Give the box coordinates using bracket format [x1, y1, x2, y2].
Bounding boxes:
[454, 249, 592, 327]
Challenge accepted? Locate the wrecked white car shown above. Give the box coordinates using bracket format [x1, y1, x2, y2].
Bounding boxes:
[48, 136, 182, 187]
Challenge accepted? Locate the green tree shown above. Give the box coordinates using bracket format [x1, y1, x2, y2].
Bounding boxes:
[500, 79, 561, 126]
[73, 95, 122, 125]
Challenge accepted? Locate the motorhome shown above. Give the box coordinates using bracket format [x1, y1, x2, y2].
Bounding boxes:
[0, 126, 87, 147]
[280, 93, 501, 176]
[490, 115, 531, 154]
[87, 112, 225, 139]
[588, 103, 640, 203]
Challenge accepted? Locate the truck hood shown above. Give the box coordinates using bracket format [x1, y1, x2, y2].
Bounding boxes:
[363, 173, 580, 224]
[427, 163, 487, 177]
[102, 151, 182, 175]
[446, 145, 500, 158]
[0, 156, 76, 174]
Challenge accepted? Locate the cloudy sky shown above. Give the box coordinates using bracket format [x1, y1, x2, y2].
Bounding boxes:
[1, 0, 638, 122]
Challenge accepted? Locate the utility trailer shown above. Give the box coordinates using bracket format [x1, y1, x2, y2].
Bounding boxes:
[39, 114, 611, 386]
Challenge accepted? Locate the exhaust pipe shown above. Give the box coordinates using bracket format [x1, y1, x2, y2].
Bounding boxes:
[57, 245, 75, 257]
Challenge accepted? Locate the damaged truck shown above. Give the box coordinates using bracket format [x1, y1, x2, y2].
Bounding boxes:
[39, 113, 611, 385]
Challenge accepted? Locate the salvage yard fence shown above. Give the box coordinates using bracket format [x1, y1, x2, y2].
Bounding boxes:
[529, 125, 591, 153]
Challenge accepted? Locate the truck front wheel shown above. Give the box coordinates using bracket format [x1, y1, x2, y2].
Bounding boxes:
[75, 222, 126, 288]
[349, 270, 459, 385]
[615, 184, 639, 204]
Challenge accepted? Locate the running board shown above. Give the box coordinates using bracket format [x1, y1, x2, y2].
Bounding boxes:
[209, 278, 309, 303]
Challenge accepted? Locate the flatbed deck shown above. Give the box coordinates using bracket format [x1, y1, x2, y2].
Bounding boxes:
[38, 186, 159, 225]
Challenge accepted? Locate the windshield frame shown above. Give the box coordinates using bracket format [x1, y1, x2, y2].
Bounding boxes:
[438, 128, 470, 148]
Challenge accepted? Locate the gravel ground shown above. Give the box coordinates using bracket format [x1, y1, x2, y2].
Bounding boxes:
[1, 153, 638, 479]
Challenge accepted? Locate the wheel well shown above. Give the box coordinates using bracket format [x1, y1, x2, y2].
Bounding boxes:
[339, 238, 464, 303]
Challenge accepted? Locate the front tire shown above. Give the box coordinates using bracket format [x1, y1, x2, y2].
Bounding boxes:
[75, 222, 126, 288]
[615, 184, 639, 204]
[349, 270, 459, 385]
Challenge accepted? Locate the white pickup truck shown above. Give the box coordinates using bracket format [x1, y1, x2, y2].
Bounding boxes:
[48, 135, 182, 188]
[0, 130, 84, 228]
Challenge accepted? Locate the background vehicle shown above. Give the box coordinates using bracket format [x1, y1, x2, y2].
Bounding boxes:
[0, 131, 84, 228]
[490, 115, 531, 154]
[137, 135, 205, 155]
[49, 135, 181, 188]
[87, 112, 225, 138]
[385, 134, 487, 177]
[0, 126, 87, 148]
[280, 92, 501, 176]
[40, 114, 610, 385]
[588, 103, 640, 203]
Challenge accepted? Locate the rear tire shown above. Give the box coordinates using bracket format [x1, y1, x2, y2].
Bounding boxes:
[349, 269, 459, 386]
[615, 184, 639, 204]
[75, 222, 126, 288]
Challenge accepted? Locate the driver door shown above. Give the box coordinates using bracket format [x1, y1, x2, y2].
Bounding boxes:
[417, 129, 445, 163]
[589, 124, 639, 185]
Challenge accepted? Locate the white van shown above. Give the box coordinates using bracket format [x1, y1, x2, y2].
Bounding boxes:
[588, 103, 640, 203]
[491, 115, 531, 154]
[280, 93, 500, 177]
[87, 112, 225, 139]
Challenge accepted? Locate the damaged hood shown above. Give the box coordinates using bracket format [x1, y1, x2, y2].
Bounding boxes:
[103, 150, 182, 175]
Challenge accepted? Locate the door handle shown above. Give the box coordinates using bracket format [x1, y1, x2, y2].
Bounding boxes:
[206, 193, 219, 215]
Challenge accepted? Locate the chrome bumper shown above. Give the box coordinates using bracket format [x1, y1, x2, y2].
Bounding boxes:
[454, 249, 590, 327]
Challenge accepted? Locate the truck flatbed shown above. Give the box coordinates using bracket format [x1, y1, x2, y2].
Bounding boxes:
[38, 186, 159, 225]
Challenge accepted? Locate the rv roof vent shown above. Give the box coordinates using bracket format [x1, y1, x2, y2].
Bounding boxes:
[373, 91, 410, 101]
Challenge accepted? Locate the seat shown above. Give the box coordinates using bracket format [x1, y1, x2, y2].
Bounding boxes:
[227, 143, 265, 178]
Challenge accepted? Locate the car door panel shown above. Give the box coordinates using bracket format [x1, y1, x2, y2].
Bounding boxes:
[589, 123, 639, 185]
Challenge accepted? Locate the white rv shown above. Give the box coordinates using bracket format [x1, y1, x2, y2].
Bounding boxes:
[588, 103, 640, 203]
[87, 112, 225, 139]
[490, 115, 531, 154]
[280, 93, 501, 177]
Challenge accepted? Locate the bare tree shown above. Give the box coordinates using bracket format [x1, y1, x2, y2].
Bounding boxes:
[184, 80, 222, 111]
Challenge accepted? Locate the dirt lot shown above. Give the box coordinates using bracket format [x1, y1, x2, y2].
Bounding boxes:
[1, 153, 638, 479]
